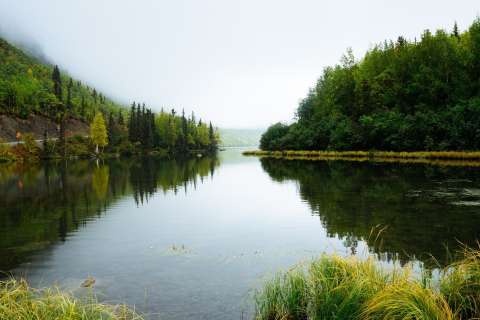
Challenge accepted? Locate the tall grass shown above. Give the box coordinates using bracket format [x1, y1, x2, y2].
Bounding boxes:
[440, 246, 480, 319]
[255, 248, 480, 320]
[0, 278, 143, 320]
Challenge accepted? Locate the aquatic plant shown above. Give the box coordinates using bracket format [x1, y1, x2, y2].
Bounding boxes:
[0, 278, 143, 320]
[255, 248, 480, 320]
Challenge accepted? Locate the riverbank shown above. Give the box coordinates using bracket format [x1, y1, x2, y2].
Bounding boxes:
[0, 134, 216, 163]
[255, 247, 480, 320]
[243, 150, 480, 167]
[0, 279, 143, 320]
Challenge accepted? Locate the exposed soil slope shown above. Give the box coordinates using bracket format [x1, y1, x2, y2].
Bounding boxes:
[0, 114, 89, 142]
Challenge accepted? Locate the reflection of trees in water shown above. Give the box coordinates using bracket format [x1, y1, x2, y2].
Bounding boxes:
[129, 156, 219, 205]
[0, 156, 219, 272]
[261, 158, 480, 267]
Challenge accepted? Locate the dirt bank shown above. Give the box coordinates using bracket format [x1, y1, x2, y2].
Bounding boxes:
[0, 114, 89, 142]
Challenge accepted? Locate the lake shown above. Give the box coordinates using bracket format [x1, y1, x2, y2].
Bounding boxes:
[1, 149, 480, 319]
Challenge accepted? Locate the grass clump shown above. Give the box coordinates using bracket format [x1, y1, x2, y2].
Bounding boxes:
[0, 278, 143, 320]
[255, 249, 480, 320]
[362, 281, 453, 320]
[440, 247, 480, 319]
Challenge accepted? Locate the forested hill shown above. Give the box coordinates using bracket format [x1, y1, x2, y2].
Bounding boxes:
[0, 36, 220, 157]
[0, 36, 124, 122]
[261, 19, 480, 152]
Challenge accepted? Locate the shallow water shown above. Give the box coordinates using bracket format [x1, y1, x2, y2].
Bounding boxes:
[1, 149, 480, 319]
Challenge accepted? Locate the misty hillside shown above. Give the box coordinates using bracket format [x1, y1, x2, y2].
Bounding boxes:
[219, 128, 263, 147]
[0, 36, 125, 123]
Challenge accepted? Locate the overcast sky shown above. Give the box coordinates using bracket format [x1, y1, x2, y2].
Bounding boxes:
[0, 1, 478, 128]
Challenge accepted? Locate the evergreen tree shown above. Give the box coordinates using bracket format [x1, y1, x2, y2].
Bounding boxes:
[128, 102, 136, 142]
[118, 111, 124, 126]
[136, 103, 142, 141]
[52, 65, 62, 100]
[453, 21, 460, 38]
[80, 96, 86, 118]
[108, 112, 115, 145]
[66, 78, 73, 111]
[209, 122, 217, 150]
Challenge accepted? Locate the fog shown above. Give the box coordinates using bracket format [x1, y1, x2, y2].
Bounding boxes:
[0, 0, 478, 128]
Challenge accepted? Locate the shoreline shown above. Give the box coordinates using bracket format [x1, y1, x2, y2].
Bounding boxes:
[243, 150, 480, 167]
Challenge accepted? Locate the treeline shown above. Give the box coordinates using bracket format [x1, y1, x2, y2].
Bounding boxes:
[261, 19, 480, 151]
[0, 36, 219, 159]
[126, 103, 219, 152]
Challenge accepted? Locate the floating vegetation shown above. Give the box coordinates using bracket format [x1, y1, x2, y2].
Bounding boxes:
[255, 247, 480, 320]
[0, 278, 143, 320]
[163, 244, 192, 256]
[243, 150, 480, 167]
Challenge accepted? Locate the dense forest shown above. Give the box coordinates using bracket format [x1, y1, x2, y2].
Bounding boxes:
[0, 36, 219, 159]
[261, 19, 480, 151]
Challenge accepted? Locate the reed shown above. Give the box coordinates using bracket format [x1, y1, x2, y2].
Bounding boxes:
[0, 278, 143, 320]
[255, 249, 480, 320]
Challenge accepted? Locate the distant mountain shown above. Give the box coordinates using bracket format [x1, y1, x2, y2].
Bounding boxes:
[219, 128, 263, 147]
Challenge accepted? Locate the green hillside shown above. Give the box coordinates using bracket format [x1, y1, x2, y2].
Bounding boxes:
[0, 36, 219, 160]
[0, 37, 124, 121]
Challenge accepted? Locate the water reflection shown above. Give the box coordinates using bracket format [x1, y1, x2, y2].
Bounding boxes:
[260, 158, 480, 267]
[0, 156, 219, 272]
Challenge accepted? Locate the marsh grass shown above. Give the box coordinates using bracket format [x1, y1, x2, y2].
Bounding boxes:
[243, 150, 480, 167]
[0, 278, 143, 320]
[440, 246, 480, 319]
[255, 248, 480, 320]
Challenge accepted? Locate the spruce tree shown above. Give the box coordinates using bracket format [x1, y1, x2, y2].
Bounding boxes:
[136, 103, 142, 142]
[80, 96, 86, 118]
[118, 111, 124, 126]
[128, 102, 136, 142]
[66, 78, 73, 110]
[108, 112, 115, 145]
[52, 65, 62, 100]
[453, 21, 460, 39]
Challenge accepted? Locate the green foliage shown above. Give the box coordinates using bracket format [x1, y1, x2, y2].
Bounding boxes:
[90, 112, 108, 153]
[0, 36, 219, 157]
[261, 19, 480, 151]
[0, 37, 125, 121]
[260, 123, 290, 150]
[153, 109, 219, 152]
[256, 249, 480, 320]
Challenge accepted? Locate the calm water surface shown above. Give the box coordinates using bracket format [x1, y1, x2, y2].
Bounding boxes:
[1, 149, 480, 319]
